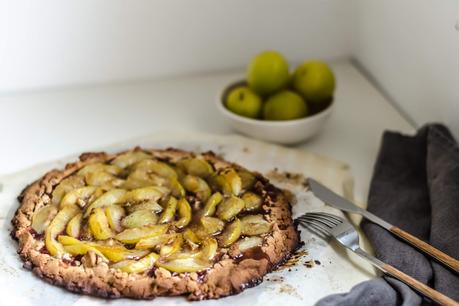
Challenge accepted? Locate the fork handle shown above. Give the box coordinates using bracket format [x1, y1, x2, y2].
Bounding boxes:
[390, 226, 459, 273]
[354, 248, 458, 305]
[382, 263, 458, 306]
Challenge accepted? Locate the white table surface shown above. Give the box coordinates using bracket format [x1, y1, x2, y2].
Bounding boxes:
[0, 60, 414, 204]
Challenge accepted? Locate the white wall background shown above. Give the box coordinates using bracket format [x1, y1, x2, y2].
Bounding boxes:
[0, 0, 355, 93]
[354, 0, 459, 137]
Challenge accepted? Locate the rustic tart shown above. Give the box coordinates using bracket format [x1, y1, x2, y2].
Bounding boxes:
[11, 148, 299, 300]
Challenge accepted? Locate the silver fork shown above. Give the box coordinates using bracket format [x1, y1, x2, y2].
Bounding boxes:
[298, 212, 458, 306]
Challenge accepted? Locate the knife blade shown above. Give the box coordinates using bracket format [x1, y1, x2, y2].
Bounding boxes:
[308, 178, 459, 273]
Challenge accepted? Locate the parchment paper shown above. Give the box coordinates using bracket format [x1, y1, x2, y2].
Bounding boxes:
[0, 132, 375, 306]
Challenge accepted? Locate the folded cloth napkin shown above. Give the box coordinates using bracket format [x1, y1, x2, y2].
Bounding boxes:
[316, 124, 459, 306]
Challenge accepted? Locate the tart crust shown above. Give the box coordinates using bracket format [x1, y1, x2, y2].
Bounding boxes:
[11, 148, 299, 300]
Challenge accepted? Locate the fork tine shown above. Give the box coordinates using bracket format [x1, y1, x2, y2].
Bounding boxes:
[306, 212, 344, 225]
[300, 214, 337, 228]
[299, 219, 331, 237]
[299, 217, 332, 234]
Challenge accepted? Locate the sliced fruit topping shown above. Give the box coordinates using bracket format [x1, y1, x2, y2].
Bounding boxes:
[182, 175, 211, 201]
[238, 170, 257, 191]
[121, 209, 158, 228]
[77, 163, 122, 176]
[120, 186, 169, 204]
[83, 188, 127, 217]
[201, 192, 223, 217]
[220, 169, 242, 196]
[135, 233, 175, 250]
[175, 198, 192, 228]
[159, 234, 183, 257]
[51, 176, 85, 206]
[240, 214, 271, 236]
[45, 205, 80, 257]
[242, 192, 263, 211]
[177, 158, 214, 178]
[114, 224, 168, 244]
[66, 212, 83, 238]
[199, 237, 218, 261]
[111, 151, 152, 169]
[218, 218, 242, 247]
[133, 159, 177, 179]
[105, 205, 125, 232]
[32, 204, 58, 234]
[126, 201, 163, 214]
[111, 252, 160, 273]
[183, 228, 200, 249]
[157, 257, 211, 273]
[92, 245, 149, 262]
[60, 186, 97, 209]
[89, 207, 114, 240]
[200, 216, 225, 235]
[158, 196, 178, 224]
[216, 195, 245, 221]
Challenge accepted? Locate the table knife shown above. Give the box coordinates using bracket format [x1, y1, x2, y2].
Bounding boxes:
[308, 178, 459, 273]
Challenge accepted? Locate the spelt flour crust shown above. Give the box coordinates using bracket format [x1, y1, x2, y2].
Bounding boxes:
[11, 148, 299, 300]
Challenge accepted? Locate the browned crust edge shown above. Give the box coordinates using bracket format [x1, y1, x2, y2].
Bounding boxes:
[11, 147, 300, 300]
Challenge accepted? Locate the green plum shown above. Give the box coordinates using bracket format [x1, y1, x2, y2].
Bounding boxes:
[246, 51, 289, 95]
[263, 90, 308, 121]
[225, 86, 262, 118]
[292, 60, 335, 103]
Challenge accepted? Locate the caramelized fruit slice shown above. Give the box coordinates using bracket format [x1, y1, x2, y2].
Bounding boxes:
[175, 198, 191, 228]
[216, 195, 245, 221]
[93, 245, 149, 262]
[133, 159, 177, 179]
[77, 163, 122, 176]
[240, 214, 271, 235]
[111, 151, 152, 169]
[199, 237, 218, 261]
[238, 170, 257, 190]
[183, 228, 200, 249]
[122, 170, 165, 190]
[32, 204, 58, 234]
[236, 236, 263, 251]
[66, 212, 83, 237]
[126, 201, 163, 214]
[122, 209, 158, 228]
[158, 196, 178, 224]
[169, 177, 186, 198]
[51, 176, 85, 205]
[158, 257, 211, 273]
[182, 175, 211, 201]
[120, 186, 169, 204]
[201, 192, 223, 217]
[111, 252, 160, 273]
[89, 208, 114, 240]
[60, 186, 97, 209]
[160, 234, 183, 257]
[84, 189, 127, 217]
[135, 234, 175, 250]
[177, 158, 214, 178]
[105, 205, 125, 232]
[45, 205, 80, 257]
[242, 192, 263, 211]
[200, 216, 225, 235]
[220, 169, 242, 195]
[85, 171, 123, 187]
[114, 224, 168, 244]
[219, 218, 242, 247]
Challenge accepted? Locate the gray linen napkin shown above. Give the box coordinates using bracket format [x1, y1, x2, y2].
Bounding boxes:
[316, 124, 459, 305]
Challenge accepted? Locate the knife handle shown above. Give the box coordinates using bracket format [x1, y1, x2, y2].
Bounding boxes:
[390, 226, 459, 273]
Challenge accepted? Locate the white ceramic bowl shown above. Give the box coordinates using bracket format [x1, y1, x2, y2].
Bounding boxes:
[217, 80, 334, 145]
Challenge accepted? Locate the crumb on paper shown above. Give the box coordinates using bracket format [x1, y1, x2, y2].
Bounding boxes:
[304, 259, 322, 268]
[279, 284, 303, 300]
[242, 147, 250, 153]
